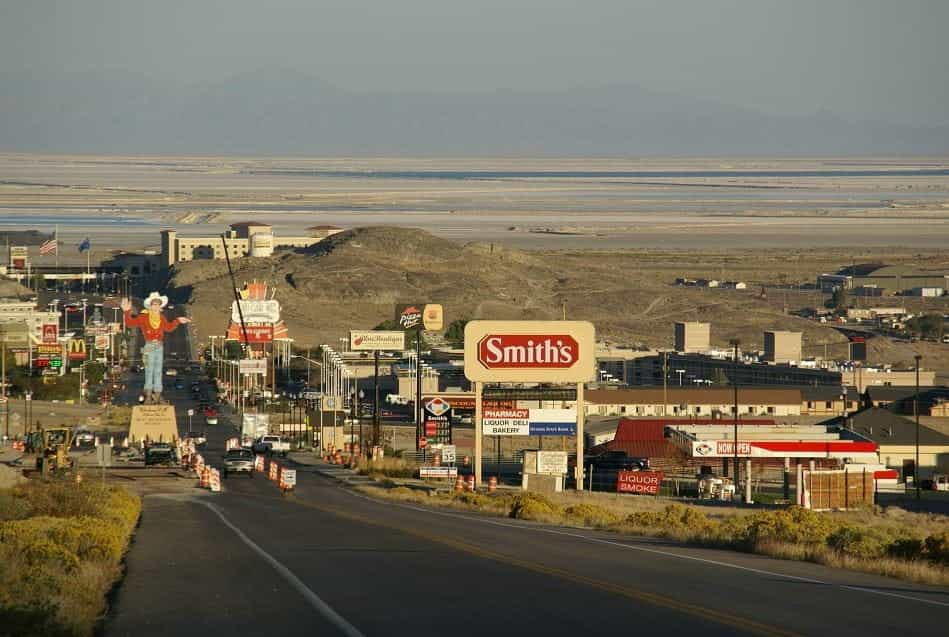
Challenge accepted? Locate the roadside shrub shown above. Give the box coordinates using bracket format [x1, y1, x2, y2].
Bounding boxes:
[888, 537, 926, 561]
[452, 491, 491, 508]
[625, 504, 713, 536]
[509, 492, 558, 521]
[0, 490, 31, 521]
[563, 504, 620, 527]
[924, 532, 949, 564]
[826, 526, 890, 560]
[740, 506, 836, 547]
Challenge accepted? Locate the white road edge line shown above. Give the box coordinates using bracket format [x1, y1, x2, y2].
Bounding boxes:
[196, 499, 366, 637]
[340, 486, 949, 608]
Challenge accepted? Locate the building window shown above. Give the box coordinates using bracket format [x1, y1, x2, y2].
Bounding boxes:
[767, 407, 775, 415]
[825, 401, 833, 409]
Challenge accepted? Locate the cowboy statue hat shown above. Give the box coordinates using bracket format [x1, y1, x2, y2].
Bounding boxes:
[143, 292, 169, 308]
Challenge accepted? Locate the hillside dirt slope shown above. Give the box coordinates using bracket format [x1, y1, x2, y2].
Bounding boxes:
[168, 227, 949, 375]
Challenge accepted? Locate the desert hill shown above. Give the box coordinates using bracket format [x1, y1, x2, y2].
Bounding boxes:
[170, 226, 877, 359]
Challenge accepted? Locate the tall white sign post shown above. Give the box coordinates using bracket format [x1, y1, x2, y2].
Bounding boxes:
[463, 321, 595, 490]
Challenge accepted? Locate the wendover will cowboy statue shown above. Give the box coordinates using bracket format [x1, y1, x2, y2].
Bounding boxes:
[121, 292, 191, 404]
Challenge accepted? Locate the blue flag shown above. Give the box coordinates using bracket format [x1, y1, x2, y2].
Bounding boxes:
[78, 237, 91, 253]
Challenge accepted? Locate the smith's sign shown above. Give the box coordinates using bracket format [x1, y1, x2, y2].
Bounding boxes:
[477, 334, 579, 369]
[464, 321, 595, 383]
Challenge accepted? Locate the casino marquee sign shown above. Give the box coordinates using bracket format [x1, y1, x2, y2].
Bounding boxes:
[463, 321, 595, 383]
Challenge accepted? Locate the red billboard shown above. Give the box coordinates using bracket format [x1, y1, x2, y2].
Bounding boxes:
[226, 324, 273, 343]
[617, 471, 664, 495]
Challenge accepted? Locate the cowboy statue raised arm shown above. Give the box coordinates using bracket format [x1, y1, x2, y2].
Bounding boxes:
[121, 292, 191, 404]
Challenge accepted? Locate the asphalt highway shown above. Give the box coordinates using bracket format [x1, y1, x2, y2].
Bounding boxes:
[105, 323, 949, 637]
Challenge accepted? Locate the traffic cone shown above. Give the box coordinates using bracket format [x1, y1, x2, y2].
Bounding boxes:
[465, 475, 475, 492]
[454, 475, 465, 492]
[488, 476, 498, 493]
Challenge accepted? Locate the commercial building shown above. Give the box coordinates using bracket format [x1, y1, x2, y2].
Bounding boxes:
[0, 300, 59, 345]
[864, 386, 949, 416]
[674, 322, 710, 353]
[161, 222, 343, 267]
[624, 353, 841, 387]
[579, 387, 803, 418]
[817, 264, 949, 294]
[825, 408, 949, 481]
[763, 330, 802, 364]
[852, 367, 936, 393]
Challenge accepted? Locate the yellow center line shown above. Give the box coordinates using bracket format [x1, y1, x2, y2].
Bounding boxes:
[240, 490, 798, 637]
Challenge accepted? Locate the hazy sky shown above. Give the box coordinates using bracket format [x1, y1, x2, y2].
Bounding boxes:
[2, 0, 948, 126]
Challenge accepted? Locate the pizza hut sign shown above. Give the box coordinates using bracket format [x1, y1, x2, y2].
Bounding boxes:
[463, 321, 595, 383]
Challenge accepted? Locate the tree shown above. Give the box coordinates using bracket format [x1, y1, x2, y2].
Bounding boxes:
[906, 314, 945, 340]
[827, 287, 847, 310]
[444, 319, 468, 346]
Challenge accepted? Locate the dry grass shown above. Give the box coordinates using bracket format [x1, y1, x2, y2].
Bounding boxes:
[357, 482, 949, 586]
[0, 480, 142, 636]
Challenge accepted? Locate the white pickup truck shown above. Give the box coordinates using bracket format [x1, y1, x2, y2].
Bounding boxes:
[252, 435, 290, 457]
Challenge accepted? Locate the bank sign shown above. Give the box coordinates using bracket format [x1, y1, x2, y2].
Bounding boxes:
[463, 321, 595, 383]
[482, 408, 576, 436]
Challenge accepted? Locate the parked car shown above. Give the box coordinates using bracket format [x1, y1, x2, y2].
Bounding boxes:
[252, 435, 290, 456]
[205, 408, 219, 425]
[74, 429, 95, 446]
[174, 379, 185, 390]
[165, 368, 178, 376]
[223, 448, 255, 477]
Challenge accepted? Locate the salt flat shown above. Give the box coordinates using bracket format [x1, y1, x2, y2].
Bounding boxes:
[2, 154, 948, 262]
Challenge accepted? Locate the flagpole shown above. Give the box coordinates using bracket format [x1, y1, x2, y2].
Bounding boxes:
[55, 225, 59, 269]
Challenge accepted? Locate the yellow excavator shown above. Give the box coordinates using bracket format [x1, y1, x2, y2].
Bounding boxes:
[35, 427, 75, 475]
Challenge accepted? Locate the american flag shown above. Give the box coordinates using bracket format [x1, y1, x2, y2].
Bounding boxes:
[39, 238, 58, 255]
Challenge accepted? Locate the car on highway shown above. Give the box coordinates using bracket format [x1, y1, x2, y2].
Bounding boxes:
[174, 379, 185, 390]
[222, 448, 255, 478]
[165, 368, 177, 376]
[252, 435, 290, 456]
[74, 429, 95, 446]
[144, 442, 177, 466]
[204, 407, 219, 425]
[185, 431, 207, 446]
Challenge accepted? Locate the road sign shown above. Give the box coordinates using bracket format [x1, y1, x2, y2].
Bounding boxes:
[68, 338, 86, 361]
[423, 304, 443, 331]
[42, 324, 58, 344]
[280, 468, 297, 488]
[463, 321, 595, 383]
[441, 445, 457, 464]
[238, 358, 267, 375]
[350, 330, 406, 351]
[187, 409, 194, 416]
[232, 299, 281, 324]
[617, 471, 664, 495]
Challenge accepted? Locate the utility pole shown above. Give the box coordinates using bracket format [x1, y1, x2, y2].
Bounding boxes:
[373, 350, 380, 448]
[1, 327, 7, 438]
[915, 354, 922, 500]
[661, 351, 668, 417]
[730, 338, 741, 488]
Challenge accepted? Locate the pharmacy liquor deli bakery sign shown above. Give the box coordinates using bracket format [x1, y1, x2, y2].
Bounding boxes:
[463, 320, 595, 383]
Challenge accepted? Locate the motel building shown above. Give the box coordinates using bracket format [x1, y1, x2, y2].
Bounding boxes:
[579, 388, 803, 418]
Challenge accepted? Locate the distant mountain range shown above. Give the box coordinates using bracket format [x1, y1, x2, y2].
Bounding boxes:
[1, 68, 947, 155]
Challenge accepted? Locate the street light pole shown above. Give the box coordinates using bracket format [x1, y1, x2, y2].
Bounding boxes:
[915, 354, 922, 500]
